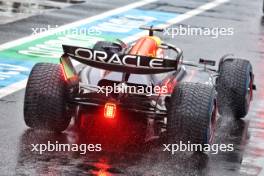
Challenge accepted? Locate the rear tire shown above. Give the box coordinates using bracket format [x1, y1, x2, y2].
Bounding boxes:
[217, 58, 253, 119]
[24, 63, 71, 132]
[167, 82, 217, 147]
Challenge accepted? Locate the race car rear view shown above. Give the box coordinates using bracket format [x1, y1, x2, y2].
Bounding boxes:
[23, 26, 256, 147]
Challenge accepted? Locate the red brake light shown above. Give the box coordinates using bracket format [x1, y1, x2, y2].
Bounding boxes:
[104, 103, 116, 118]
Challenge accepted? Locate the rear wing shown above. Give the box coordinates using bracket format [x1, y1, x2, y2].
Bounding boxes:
[62, 45, 179, 74]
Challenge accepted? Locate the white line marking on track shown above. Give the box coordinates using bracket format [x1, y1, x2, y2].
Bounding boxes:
[123, 0, 230, 42]
[0, 0, 158, 51]
[0, 79, 28, 99]
[0, 0, 229, 98]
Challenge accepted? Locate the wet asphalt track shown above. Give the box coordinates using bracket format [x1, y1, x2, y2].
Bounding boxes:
[1, 0, 264, 175]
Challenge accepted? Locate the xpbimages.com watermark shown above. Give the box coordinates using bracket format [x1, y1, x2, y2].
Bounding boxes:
[163, 141, 234, 154]
[96, 83, 169, 96]
[31, 25, 102, 36]
[163, 25, 234, 39]
[31, 141, 102, 154]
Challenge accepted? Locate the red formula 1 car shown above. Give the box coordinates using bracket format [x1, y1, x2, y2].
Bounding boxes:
[24, 26, 255, 146]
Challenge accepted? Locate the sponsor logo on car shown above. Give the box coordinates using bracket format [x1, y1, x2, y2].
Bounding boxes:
[73, 47, 164, 68]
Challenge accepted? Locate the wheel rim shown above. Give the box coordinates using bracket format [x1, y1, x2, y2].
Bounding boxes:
[209, 102, 217, 144]
[245, 74, 253, 111]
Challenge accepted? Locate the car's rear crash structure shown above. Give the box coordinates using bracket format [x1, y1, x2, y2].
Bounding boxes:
[24, 26, 256, 149]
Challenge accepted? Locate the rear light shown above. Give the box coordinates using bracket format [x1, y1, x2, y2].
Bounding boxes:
[60, 64, 67, 81]
[104, 103, 116, 118]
